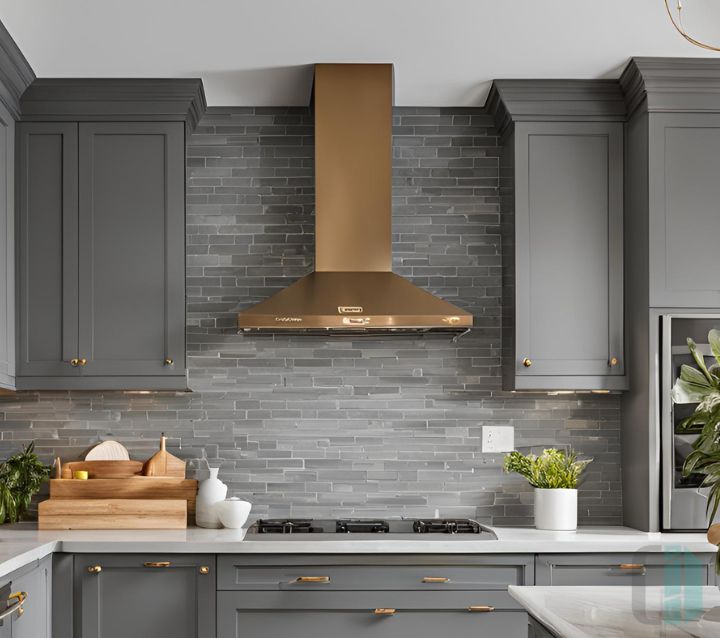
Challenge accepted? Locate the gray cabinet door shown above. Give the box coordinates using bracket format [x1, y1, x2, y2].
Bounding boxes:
[0, 100, 14, 390]
[77, 122, 185, 376]
[218, 591, 527, 638]
[512, 121, 624, 386]
[535, 553, 715, 586]
[649, 113, 720, 308]
[74, 554, 215, 638]
[17, 122, 79, 377]
[9, 555, 52, 638]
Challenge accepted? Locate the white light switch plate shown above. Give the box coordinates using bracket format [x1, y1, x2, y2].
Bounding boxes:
[482, 426, 514, 453]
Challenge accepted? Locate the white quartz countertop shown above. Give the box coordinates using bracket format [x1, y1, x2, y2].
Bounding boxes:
[509, 585, 720, 637]
[0, 524, 713, 581]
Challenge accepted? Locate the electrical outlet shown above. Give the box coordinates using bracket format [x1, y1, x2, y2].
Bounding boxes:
[482, 426, 514, 453]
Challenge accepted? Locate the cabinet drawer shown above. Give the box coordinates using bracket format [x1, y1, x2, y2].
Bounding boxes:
[217, 555, 534, 591]
[218, 591, 527, 638]
[535, 553, 715, 586]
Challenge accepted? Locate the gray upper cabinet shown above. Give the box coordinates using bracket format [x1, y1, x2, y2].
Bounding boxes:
[648, 113, 720, 308]
[15, 79, 206, 390]
[74, 554, 215, 638]
[0, 23, 34, 391]
[0, 100, 16, 390]
[489, 81, 627, 390]
[17, 123, 79, 379]
[77, 122, 185, 378]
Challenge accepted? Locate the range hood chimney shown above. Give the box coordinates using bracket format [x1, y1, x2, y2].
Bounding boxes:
[237, 63, 473, 333]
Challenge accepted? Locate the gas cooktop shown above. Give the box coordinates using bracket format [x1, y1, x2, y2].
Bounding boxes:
[244, 518, 497, 540]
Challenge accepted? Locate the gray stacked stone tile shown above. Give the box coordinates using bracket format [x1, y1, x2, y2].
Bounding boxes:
[0, 106, 622, 526]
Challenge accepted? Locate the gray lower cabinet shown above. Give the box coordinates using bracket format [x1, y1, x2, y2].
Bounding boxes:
[217, 555, 534, 638]
[218, 591, 528, 638]
[73, 554, 215, 638]
[17, 120, 186, 390]
[503, 121, 625, 390]
[535, 552, 716, 586]
[0, 554, 52, 638]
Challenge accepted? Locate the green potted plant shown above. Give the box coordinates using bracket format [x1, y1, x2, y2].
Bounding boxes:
[672, 329, 720, 525]
[0, 443, 51, 524]
[504, 448, 592, 530]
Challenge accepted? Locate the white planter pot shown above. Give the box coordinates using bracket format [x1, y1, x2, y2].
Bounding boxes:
[534, 488, 577, 531]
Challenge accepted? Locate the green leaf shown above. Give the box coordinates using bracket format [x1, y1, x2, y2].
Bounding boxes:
[710, 330, 720, 367]
[681, 364, 712, 388]
[688, 338, 715, 384]
[672, 377, 715, 404]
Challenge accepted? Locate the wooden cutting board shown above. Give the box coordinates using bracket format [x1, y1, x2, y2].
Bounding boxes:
[85, 441, 130, 461]
[38, 499, 187, 530]
[142, 435, 185, 478]
[708, 523, 720, 546]
[61, 460, 143, 479]
[49, 478, 197, 517]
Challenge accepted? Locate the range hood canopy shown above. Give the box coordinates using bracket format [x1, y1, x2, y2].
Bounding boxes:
[237, 63, 473, 333]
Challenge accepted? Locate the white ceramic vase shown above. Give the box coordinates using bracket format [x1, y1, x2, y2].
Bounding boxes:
[534, 488, 577, 531]
[196, 467, 228, 529]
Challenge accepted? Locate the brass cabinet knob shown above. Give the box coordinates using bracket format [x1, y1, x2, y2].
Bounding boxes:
[87, 565, 102, 574]
[522, 358, 533, 368]
[70, 358, 80, 367]
[164, 358, 174, 366]
[78, 358, 87, 367]
[199, 566, 210, 575]
[609, 356, 619, 367]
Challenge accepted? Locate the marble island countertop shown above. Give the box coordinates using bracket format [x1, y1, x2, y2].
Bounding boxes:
[0, 524, 713, 580]
[509, 585, 720, 637]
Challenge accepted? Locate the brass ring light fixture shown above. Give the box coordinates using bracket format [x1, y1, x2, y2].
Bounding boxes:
[665, 0, 720, 51]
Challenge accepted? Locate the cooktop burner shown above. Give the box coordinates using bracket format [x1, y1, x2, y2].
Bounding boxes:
[248, 518, 496, 540]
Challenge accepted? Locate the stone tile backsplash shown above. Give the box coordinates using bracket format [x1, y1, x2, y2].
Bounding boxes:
[0, 106, 622, 526]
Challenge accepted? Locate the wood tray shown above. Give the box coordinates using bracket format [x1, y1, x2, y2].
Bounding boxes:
[49, 478, 198, 518]
[38, 499, 187, 530]
[60, 460, 144, 479]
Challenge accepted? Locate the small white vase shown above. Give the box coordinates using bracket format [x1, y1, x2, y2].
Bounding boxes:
[196, 467, 228, 529]
[216, 497, 252, 529]
[534, 488, 577, 531]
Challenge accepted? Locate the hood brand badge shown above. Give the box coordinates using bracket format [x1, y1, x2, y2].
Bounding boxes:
[338, 306, 363, 314]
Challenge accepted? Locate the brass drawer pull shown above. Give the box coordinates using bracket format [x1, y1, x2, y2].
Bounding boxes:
[87, 565, 102, 574]
[468, 605, 495, 613]
[422, 577, 450, 583]
[618, 563, 645, 571]
[373, 608, 396, 616]
[144, 561, 171, 568]
[294, 576, 330, 584]
[0, 592, 27, 621]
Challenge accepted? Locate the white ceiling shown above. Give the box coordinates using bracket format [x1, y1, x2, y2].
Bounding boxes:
[1, 0, 720, 107]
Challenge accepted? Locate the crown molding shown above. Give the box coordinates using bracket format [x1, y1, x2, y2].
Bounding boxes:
[20, 78, 207, 131]
[620, 57, 720, 118]
[0, 21, 35, 119]
[486, 79, 626, 136]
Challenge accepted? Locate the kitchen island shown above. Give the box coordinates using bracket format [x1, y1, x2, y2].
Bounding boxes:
[509, 585, 720, 637]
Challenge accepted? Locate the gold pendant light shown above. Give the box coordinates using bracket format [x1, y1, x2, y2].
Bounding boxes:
[665, 0, 720, 51]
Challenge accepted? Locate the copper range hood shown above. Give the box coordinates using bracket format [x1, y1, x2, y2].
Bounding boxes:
[237, 64, 473, 333]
